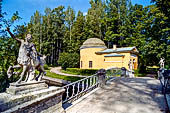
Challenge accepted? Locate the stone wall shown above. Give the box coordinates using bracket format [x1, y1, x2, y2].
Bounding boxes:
[0, 86, 65, 113]
[15, 89, 65, 113]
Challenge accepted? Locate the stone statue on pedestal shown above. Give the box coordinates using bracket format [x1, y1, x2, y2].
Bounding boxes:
[1, 28, 65, 113]
[159, 57, 165, 68]
[6, 27, 46, 84]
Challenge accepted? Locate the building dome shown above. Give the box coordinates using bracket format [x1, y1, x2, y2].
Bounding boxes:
[80, 38, 107, 50]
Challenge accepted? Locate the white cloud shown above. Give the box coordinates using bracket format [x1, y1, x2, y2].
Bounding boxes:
[83, 12, 87, 16]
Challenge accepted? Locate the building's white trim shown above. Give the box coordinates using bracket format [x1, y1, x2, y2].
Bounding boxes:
[131, 56, 137, 58]
[104, 61, 123, 63]
[131, 54, 137, 58]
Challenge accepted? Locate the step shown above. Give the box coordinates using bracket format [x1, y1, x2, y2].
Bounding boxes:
[0, 86, 61, 112]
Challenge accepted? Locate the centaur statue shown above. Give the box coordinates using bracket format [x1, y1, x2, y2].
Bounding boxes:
[6, 27, 46, 84]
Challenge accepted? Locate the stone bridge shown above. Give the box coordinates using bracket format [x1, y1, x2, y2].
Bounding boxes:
[0, 72, 167, 113]
[64, 77, 166, 113]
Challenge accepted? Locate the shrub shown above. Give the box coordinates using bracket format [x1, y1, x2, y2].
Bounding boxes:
[146, 66, 159, 74]
[58, 52, 80, 70]
[66, 68, 98, 75]
[0, 72, 9, 92]
[134, 69, 146, 77]
[43, 64, 49, 70]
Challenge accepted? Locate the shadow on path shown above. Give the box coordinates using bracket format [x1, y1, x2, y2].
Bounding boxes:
[66, 77, 167, 113]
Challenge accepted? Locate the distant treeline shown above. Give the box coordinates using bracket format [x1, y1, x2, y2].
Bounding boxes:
[0, 0, 170, 73]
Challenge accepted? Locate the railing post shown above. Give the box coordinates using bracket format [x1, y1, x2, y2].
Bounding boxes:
[96, 69, 106, 87]
[121, 67, 134, 78]
[121, 67, 127, 77]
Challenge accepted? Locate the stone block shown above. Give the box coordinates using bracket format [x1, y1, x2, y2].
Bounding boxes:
[6, 81, 48, 95]
[0, 82, 65, 113]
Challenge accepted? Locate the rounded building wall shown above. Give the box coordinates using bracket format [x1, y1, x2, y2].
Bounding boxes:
[79, 38, 138, 70]
[80, 48, 105, 69]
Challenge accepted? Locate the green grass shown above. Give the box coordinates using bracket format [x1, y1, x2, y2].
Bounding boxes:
[45, 70, 83, 82]
[61, 70, 79, 75]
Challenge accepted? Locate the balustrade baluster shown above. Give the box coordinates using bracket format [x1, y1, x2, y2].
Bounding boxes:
[95, 76, 99, 86]
[66, 86, 69, 101]
[82, 81, 84, 92]
[62, 75, 102, 104]
[90, 77, 92, 88]
[93, 76, 95, 85]
[77, 82, 80, 96]
[86, 78, 88, 90]
[72, 84, 75, 97]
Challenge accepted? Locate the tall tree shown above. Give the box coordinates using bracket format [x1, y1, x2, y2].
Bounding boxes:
[71, 10, 86, 53]
[29, 11, 42, 52]
[64, 6, 76, 52]
[151, 0, 170, 67]
[65, 6, 75, 42]
[84, 0, 106, 39]
[51, 6, 65, 65]
[0, 0, 4, 35]
[28, 6, 66, 65]
[104, 0, 131, 47]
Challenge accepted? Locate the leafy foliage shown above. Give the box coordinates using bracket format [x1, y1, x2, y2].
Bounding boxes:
[1, 0, 170, 84]
[58, 52, 80, 70]
[64, 68, 98, 76]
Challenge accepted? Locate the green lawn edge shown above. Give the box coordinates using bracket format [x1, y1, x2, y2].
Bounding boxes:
[45, 70, 83, 82]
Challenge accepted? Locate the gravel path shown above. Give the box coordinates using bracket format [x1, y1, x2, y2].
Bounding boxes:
[66, 77, 167, 113]
[50, 67, 86, 78]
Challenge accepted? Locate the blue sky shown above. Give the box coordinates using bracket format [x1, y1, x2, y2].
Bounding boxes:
[2, 0, 152, 26]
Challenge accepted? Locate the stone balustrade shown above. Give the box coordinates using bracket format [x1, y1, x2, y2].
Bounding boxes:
[62, 74, 99, 104]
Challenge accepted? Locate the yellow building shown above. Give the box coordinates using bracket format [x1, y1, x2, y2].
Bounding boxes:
[80, 38, 138, 70]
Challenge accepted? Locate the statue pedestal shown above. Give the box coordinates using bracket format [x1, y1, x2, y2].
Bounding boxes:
[6, 81, 48, 95]
[0, 81, 65, 113]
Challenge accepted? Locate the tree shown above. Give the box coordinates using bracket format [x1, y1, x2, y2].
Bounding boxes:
[151, 0, 170, 67]
[104, 0, 120, 46]
[63, 6, 76, 52]
[58, 52, 80, 70]
[28, 6, 65, 65]
[84, 0, 106, 39]
[65, 6, 75, 43]
[51, 6, 65, 65]
[71, 11, 86, 53]
[151, 0, 170, 17]
[29, 11, 42, 52]
[0, 0, 4, 34]
[103, 0, 132, 47]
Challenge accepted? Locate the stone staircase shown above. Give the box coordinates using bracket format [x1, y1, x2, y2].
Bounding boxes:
[0, 81, 64, 113]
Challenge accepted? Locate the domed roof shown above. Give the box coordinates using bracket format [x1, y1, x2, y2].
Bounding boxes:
[80, 38, 107, 50]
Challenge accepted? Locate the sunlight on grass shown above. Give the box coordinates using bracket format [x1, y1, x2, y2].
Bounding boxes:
[45, 70, 83, 82]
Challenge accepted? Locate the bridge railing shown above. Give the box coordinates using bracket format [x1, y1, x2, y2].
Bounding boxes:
[126, 69, 134, 77]
[158, 69, 165, 88]
[106, 68, 121, 79]
[62, 74, 99, 104]
[62, 67, 134, 104]
[158, 68, 170, 110]
[106, 67, 134, 78]
[158, 69, 170, 93]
